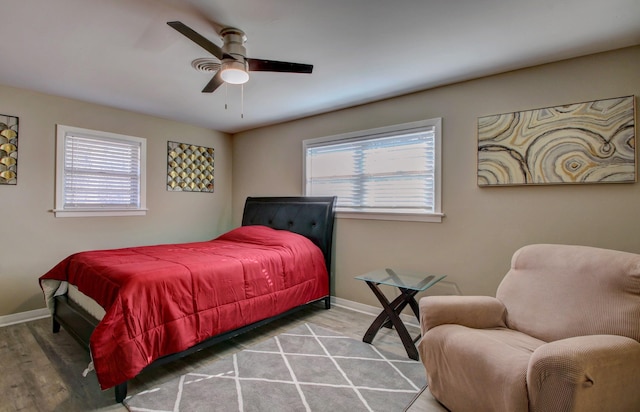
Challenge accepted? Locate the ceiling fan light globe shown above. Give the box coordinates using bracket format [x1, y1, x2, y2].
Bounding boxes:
[221, 68, 249, 84]
[221, 61, 249, 84]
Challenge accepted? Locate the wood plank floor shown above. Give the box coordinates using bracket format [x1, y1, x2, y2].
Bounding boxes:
[0, 303, 447, 412]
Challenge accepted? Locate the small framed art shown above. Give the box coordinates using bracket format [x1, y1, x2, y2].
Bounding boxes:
[0, 114, 18, 185]
[167, 141, 214, 192]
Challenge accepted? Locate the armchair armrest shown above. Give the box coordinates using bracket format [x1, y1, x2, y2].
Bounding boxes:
[419, 295, 506, 335]
[528, 335, 640, 412]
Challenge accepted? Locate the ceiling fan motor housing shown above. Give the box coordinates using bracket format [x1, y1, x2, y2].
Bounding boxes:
[221, 27, 248, 68]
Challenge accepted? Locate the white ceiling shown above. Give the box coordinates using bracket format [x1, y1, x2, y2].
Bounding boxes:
[1, 0, 639, 134]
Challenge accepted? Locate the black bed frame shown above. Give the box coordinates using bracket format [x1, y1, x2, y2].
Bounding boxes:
[51, 196, 337, 403]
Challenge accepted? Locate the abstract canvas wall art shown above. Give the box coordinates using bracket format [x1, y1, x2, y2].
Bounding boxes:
[167, 141, 214, 192]
[477, 96, 636, 186]
[0, 114, 18, 185]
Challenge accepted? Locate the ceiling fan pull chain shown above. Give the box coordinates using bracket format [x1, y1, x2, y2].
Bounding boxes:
[225, 83, 228, 110]
[241, 85, 244, 119]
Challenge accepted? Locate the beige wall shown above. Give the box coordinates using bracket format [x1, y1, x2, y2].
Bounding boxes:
[2, 46, 638, 317]
[232, 45, 640, 308]
[0, 85, 233, 316]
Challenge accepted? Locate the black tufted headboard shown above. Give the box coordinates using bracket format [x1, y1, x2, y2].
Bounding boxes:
[241, 196, 337, 272]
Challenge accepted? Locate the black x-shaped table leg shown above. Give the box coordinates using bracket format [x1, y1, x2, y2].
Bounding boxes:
[362, 281, 421, 360]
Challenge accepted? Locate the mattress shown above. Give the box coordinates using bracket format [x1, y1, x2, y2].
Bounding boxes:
[68, 283, 106, 320]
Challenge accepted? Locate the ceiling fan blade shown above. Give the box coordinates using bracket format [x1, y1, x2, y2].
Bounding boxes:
[247, 58, 313, 74]
[202, 71, 224, 93]
[167, 21, 224, 60]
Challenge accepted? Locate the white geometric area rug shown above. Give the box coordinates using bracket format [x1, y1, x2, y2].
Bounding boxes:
[124, 323, 427, 412]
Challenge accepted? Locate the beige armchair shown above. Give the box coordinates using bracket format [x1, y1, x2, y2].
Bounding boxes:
[418, 244, 640, 412]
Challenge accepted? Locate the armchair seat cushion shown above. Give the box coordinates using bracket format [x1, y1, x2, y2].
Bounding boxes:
[422, 325, 545, 412]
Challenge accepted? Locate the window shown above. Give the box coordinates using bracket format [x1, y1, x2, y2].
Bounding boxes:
[304, 118, 442, 222]
[54, 125, 147, 217]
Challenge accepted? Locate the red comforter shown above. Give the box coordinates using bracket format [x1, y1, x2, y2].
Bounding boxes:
[39, 225, 328, 389]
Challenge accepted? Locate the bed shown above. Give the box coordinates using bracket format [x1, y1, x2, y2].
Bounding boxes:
[39, 196, 337, 403]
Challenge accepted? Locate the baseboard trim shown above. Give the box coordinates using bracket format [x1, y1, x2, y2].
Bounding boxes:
[1, 298, 418, 330]
[0, 308, 50, 328]
[331, 296, 420, 328]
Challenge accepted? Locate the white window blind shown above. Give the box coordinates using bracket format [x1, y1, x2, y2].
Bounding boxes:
[304, 118, 442, 221]
[64, 135, 140, 208]
[55, 125, 147, 217]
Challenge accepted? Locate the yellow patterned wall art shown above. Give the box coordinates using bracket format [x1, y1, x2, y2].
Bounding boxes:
[477, 96, 636, 186]
[167, 141, 214, 192]
[0, 114, 18, 185]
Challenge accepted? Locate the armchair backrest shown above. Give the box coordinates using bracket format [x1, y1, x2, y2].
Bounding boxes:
[496, 244, 640, 343]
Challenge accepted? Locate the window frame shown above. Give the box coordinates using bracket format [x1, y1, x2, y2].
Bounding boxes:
[303, 118, 443, 222]
[54, 124, 147, 218]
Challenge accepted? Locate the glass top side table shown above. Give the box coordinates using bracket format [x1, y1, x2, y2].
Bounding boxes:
[355, 268, 446, 360]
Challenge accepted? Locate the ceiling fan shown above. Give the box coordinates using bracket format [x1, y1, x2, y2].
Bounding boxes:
[167, 21, 313, 93]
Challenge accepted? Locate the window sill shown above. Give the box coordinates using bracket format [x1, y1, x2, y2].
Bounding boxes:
[336, 211, 444, 222]
[52, 209, 148, 218]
